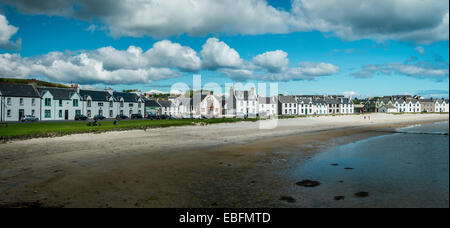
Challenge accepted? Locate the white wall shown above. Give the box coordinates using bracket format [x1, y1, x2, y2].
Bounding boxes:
[1, 96, 40, 121]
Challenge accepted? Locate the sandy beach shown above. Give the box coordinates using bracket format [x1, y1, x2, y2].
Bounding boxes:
[0, 113, 448, 208]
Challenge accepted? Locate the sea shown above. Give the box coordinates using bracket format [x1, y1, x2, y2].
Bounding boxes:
[290, 121, 449, 208]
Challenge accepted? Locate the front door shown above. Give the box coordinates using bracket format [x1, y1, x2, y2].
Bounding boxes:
[19, 109, 24, 121]
[65, 110, 69, 120]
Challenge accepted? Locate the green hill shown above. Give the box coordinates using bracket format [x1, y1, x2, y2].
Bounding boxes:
[0, 78, 70, 88]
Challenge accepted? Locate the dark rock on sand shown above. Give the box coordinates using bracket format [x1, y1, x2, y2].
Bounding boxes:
[279, 196, 296, 203]
[344, 167, 355, 170]
[354, 192, 369, 198]
[334, 196, 345, 201]
[296, 180, 321, 187]
[331, 164, 339, 166]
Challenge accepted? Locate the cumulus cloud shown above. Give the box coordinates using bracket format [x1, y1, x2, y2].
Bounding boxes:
[221, 62, 340, 81]
[146, 40, 202, 72]
[0, 52, 181, 85]
[252, 50, 289, 73]
[0, 38, 340, 84]
[1, 0, 448, 44]
[201, 38, 243, 70]
[0, 14, 21, 50]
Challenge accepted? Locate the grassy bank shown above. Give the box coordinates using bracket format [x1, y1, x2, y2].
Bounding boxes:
[0, 118, 258, 142]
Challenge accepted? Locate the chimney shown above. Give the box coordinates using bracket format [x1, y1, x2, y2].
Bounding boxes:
[71, 84, 80, 93]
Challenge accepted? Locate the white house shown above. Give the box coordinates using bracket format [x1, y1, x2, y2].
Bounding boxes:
[339, 98, 355, 114]
[297, 98, 314, 115]
[258, 96, 277, 117]
[80, 89, 116, 119]
[170, 97, 192, 117]
[394, 99, 408, 112]
[113, 92, 144, 117]
[37, 87, 82, 121]
[435, 99, 449, 112]
[158, 100, 172, 116]
[380, 104, 397, 113]
[0, 83, 41, 122]
[228, 87, 258, 117]
[191, 93, 223, 118]
[278, 96, 298, 116]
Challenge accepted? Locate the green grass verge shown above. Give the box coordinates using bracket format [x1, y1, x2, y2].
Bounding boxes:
[0, 118, 259, 142]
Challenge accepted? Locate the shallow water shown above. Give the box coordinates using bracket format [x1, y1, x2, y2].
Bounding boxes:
[289, 121, 449, 208]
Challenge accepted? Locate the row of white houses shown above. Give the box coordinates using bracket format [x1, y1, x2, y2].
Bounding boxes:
[0, 83, 144, 122]
[157, 89, 355, 118]
[364, 95, 449, 113]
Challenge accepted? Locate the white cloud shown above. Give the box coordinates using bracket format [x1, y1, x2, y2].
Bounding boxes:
[221, 61, 340, 81]
[0, 14, 21, 50]
[2, 0, 448, 44]
[252, 50, 289, 73]
[0, 52, 182, 85]
[0, 37, 341, 84]
[292, 0, 449, 44]
[352, 60, 449, 80]
[145, 40, 201, 72]
[200, 38, 243, 70]
[414, 46, 425, 54]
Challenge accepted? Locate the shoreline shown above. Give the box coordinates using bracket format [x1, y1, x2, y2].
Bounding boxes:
[0, 113, 448, 207]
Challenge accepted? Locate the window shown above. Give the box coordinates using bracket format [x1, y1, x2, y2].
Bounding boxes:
[45, 98, 52, 106]
[109, 110, 113, 118]
[32, 110, 35, 116]
[73, 99, 79, 107]
[32, 99, 35, 106]
[87, 100, 92, 107]
[7, 110, 11, 117]
[138, 102, 142, 108]
[120, 101, 124, 108]
[7, 98, 11, 105]
[98, 102, 104, 107]
[59, 110, 62, 118]
[45, 110, 51, 118]
[20, 98, 24, 106]
[59, 100, 63, 107]
[109, 101, 113, 108]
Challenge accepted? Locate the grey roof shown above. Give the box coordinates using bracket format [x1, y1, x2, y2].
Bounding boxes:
[382, 104, 396, 109]
[158, 100, 172, 107]
[258, 97, 272, 104]
[0, 83, 41, 98]
[79, 89, 112, 102]
[144, 99, 160, 107]
[419, 99, 434, 103]
[38, 87, 77, 100]
[113, 92, 140, 103]
[279, 96, 296, 103]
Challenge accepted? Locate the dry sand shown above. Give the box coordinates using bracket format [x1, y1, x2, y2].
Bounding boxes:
[0, 113, 448, 207]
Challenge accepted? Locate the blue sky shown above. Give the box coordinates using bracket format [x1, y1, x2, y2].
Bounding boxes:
[0, 0, 448, 98]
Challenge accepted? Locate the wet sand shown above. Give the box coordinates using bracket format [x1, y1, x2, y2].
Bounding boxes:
[0, 113, 448, 208]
